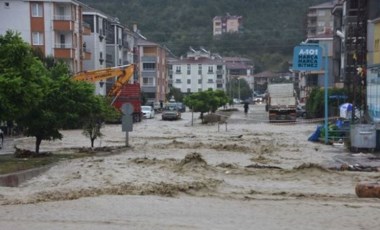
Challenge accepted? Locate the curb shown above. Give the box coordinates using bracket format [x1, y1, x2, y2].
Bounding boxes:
[0, 165, 53, 187]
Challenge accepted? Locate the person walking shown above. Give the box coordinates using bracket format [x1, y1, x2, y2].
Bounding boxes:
[0, 129, 4, 149]
[244, 102, 249, 115]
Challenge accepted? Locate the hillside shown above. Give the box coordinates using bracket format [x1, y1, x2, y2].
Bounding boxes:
[80, 0, 328, 71]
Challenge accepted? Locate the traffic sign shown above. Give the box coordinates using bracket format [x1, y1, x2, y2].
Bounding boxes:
[292, 45, 322, 71]
[121, 103, 134, 115]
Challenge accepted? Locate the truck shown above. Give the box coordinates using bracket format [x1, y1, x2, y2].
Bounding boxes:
[266, 83, 297, 122]
[73, 64, 142, 122]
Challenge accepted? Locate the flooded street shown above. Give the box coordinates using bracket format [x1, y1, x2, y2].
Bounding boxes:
[1, 104, 380, 229]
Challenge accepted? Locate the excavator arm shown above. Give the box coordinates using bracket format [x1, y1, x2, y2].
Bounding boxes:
[73, 64, 135, 101]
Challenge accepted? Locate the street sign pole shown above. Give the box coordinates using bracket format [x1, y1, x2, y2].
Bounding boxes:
[293, 43, 328, 144]
[323, 44, 329, 145]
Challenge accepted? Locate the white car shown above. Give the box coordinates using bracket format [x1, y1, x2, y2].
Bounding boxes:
[141, 105, 155, 119]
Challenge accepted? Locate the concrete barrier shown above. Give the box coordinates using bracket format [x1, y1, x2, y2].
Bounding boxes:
[0, 165, 52, 187]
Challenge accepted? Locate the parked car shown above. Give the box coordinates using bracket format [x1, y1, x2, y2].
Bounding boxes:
[176, 102, 186, 112]
[162, 103, 181, 120]
[141, 105, 155, 119]
[296, 104, 306, 117]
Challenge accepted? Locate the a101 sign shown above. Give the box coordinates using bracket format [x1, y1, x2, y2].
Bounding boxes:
[292, 45, 322, 71]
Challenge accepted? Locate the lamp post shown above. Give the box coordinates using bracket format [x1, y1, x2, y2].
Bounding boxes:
[238, 77, 241, 102]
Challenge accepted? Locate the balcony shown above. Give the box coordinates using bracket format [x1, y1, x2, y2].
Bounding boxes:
[141, 56, 156, 62]
[141, 86, 156, 93]
[82, 25, 91, 36]
[54, 43, 74, 59]
[53, 15, 74, 31]
[83, 50, 91, 60]
[216, 69, 224, 75]
[141, 70, 156, 77]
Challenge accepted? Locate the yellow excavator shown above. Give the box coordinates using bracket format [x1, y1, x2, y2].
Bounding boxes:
[73, 64, 142, 122]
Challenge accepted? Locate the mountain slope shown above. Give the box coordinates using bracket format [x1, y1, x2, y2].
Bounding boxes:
[80, 0, 329, 71]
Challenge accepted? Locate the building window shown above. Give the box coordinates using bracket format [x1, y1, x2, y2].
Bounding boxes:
[187, 79, 191, 84]
[31, 3, 43, 17]
[198, 88, 202, 92]
[99, 52, 104, 64]
[32, 32, 43, 45]
[175, 79, 182, 83]
[187, 64, 191, 75]
[4, 2, 10, 8]
[198, 79, 202, 84]
[208, 79, 214, 83]
[217, 84, 223, 88]
[143, 63, 156, 70]
[198, 64, 202, 75]
[208, 66, 214, 73]
[187, 88, 191, 93]
[175, 66, 181, 73]
[143, 78, 154, 86]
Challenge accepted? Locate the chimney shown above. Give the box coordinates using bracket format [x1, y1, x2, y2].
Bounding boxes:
[133, 24, 138, 32]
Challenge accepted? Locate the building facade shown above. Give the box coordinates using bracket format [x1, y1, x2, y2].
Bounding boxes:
[0, 0, 87, 73]
[136, 39, 167, 104]
[298, 1, 336, 102]
[307, 2, 335, 38]
[169, 48, 226, 94]
[223, 57, 254, 98]
[366, 0, 380, 123]
[213, 14, 242, 36]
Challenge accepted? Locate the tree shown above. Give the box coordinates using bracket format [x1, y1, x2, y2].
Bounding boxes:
[167, 86, 184, 102]
[0, 32, 107, 154]
[82, 96, 120, 148]
[18, 62, 99, 154]
[183, 89, 229, 119]
[0, 31, 49, 122]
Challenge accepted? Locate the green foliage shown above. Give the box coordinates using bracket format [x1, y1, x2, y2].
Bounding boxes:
[0, 31, 48, 122]
[183, 89, 229, 115]
[167, 87, 184, 102]
[306, 87, 348, 119]
[226, 78, 252, 101]
[82, 96, 119, 147]
[81, 0, 327, 71]
[0, 31, 116, 153]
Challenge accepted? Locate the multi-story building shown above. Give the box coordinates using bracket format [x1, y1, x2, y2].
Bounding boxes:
[307, 2, 335, 38]
[82, 5, 129, 96]
[136, 38, 167, 104]
[0, 0, 88, 73]
[332, 0, 344, 85]
[223, 57, 254, 100]
[298, 1, 335, 102]
[105, 17, 124, 67]
[213, 14, 243, 36]
[169, 47, 226, 94]
[366, 1, 380, 123]
[82, 5, 108, 94]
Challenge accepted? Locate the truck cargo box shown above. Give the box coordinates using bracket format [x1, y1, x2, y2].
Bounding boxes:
[113, 83, 142, 122]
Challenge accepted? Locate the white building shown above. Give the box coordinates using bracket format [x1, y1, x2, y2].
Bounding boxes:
[0, 0, 87, 73]
[169, 48, 226, 94]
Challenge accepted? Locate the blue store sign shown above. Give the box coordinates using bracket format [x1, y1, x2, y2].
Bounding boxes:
[292, 45, 322, 71]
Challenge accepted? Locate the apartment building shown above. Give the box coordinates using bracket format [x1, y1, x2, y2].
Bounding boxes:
[297, 1, 335, 102]
[213, 13, 242, 36]
[82, 5, 107, 95]
[0, 0, 87, 73]
[168, 48, 226, 94]
[136, 38, 167, 104]
[223, 57, 254, 92]
[307, 2, 335, 38]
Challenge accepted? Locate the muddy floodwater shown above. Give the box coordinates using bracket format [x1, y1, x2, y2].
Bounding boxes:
[1, 104, 380, 230]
